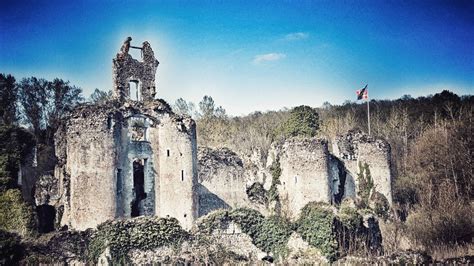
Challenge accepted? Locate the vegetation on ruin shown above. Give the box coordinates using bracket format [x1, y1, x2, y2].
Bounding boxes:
[187, 91, 473, 258]
[88, 217, 189, 263]
[267, 157, 282, 203]
[357, 162, 374, 207]
[0, 189, 36, 236]
[295, 202, 338, 261]
[197, 208, 292, 258]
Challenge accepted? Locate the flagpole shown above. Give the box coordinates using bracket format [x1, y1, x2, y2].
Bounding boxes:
[367, 86, 371, 136]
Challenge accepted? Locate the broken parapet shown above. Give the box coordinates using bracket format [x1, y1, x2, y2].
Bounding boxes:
[113, 37, 159, 102]
[332, 129, 393, 205]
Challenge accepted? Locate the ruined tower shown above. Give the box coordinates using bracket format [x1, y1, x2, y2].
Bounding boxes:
[54, 38, 198, 230]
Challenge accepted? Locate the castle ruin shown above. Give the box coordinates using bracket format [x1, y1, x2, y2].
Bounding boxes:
[54, 38, 198, 230]
[44, 38, 392, 231]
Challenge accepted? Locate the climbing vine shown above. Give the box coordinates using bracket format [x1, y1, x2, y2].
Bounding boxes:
[267, 157, 281, 203]
[357, 162, 374, 207]
[88, 217, 189, 263]
[295, 202, 338, 261]
[197, 208, 292, 258]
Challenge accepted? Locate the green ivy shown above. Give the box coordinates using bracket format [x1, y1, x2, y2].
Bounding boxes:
[296, 202, 338, 261]
[338, 202, 362, 229]
[370, 192, 390, 219]
[197, 208, 292, 258]
[267, 157, 281, 203]
[357, 162, 373, 207]
[88, 217, 189, 263]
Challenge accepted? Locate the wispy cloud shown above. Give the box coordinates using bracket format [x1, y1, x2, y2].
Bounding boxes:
[253, 53, 286, 64]
[284, 32, 309, 41]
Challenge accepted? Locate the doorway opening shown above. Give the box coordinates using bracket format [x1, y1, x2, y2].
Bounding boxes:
[131, 159, 146, 217]
[37, 204, 55, 233]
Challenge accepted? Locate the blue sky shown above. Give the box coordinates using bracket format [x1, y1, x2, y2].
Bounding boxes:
[1, 0, 473, 115]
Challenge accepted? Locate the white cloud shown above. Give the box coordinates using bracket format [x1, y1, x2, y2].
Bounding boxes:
[253, 53, 286, 64]
[284, 32, 309, 41]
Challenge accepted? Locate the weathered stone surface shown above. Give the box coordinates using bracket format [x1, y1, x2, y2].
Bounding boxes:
[332, 129, 393, 204]
[277, 138, 332, 219]
[113, 37, 159, 102]
[197, 147, 252, 217]
[53, 39, 198, 230]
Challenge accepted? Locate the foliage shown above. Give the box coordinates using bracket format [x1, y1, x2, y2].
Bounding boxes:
[0, 126, 36, 190]
[17, 77, 83, 143]
[89, 88, 112, 104]
[0, 73, 18, 125]
[173, 97, 196, 117]
[406, 181, 474, 248]
[0, 189, 36, 236]
[0, 230, 24, 264]
[370, 192, 390, 219]
[338, 201, 362, 229]
[357, 162, 373, 207]
[296, 202, 338, 261]
[88, 217, 189, 263]
[197, 208, 292, 258]
[246, 182, 267, 205]
[279, 105, 320, 138]
[267, 157, 282, 203]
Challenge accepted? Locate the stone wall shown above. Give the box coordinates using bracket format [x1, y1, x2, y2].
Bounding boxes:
[277, 138, 332, 219]
[54, 101, 198, 230]
[332, 129, 393, 204]
[155, 114, 198, 229]
[56, 105, 117, 230]
[112, 39, 159, 102]
[197, 147, 252, 217]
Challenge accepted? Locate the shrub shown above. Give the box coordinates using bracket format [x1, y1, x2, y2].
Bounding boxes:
[406, 183, 473, 248]
[338, 201, 362, 229]
[246, 182, 267, 205]
[279, 105, 320, 138]
[88, 217, 189, 263]
[370, 192, 390, 219]
[296, 202, 338, 261]
[197, 208, 292, 258]
[267, 157, 281, 203]
[0, 230, 24, 264]
[0, 189, 36, 236]
[357, 162, 373, 207]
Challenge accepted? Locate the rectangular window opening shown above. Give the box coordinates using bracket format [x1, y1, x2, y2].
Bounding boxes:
[117, 169, 123, 193]
[181, 170, 184, 181]
[167, 149, 170, 157]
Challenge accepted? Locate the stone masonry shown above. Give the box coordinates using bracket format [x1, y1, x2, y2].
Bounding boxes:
[53, 38, 198, 230]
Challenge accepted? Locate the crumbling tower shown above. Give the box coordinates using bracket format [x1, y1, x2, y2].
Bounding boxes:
[54, 38, 198, 231]
[112, 37, 160, 102]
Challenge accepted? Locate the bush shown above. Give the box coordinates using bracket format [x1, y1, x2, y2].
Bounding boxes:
[279, 105, 320, 138]
[0, 189, 36, 236]
[296, 202, 338, 261]
[246, 182, 267, 205]
[88, 217, 189, 263]
[268, 157, 281, 203]
[370, 192, 390, 219]
[0, 230, 24, 264]
[338, 201, 362, 229]
[406, 184, 473, 248]
[197, 208, 292, 258]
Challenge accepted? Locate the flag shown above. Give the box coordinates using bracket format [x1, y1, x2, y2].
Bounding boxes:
[356, 85, 368, 100]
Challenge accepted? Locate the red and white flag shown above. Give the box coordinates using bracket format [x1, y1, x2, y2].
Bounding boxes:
[356, 85, 368, 100]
